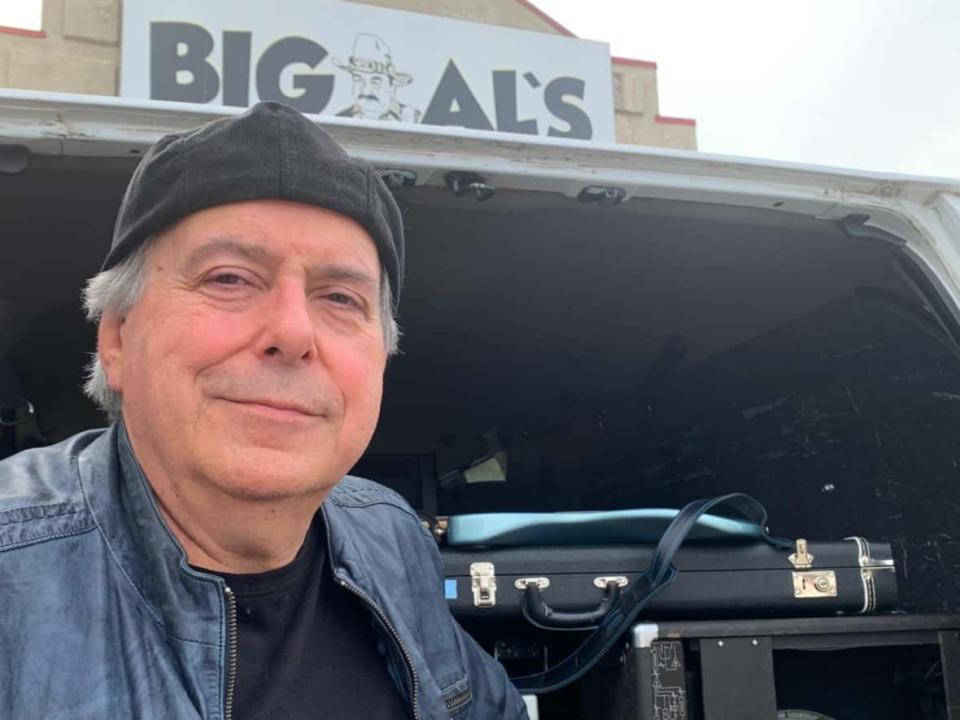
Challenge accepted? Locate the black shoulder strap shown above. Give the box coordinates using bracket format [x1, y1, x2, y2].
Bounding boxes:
[510, 493, 792, 694]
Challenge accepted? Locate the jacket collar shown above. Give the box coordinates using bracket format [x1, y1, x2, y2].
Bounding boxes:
[78, 422, 225, 646]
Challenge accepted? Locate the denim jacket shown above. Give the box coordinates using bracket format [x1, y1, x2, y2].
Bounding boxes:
[0, 424, 528, 719]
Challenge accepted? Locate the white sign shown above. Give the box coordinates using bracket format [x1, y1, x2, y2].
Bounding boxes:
[120, 0, 615, 141]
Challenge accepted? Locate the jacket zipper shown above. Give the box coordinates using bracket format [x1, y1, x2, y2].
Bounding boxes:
[223, 585, 239, 720]
[444, 687, 472, 713]
[336, 576, 421, 720]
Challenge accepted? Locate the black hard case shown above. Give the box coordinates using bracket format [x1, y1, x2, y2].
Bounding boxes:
[442, 538, 897, 619]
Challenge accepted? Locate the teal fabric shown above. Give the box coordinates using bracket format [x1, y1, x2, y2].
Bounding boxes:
[446, 508, 763, 547]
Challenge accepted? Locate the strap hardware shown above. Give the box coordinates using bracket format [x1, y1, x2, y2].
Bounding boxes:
[515, 577, 550, 590]
[593, 576, 628, 589]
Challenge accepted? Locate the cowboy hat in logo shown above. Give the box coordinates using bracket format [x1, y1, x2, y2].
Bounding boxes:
[334, 33, 422, 123]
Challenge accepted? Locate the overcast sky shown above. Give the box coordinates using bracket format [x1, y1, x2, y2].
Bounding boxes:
[535, 0, 960, 180]
[0, 3, 41, 31]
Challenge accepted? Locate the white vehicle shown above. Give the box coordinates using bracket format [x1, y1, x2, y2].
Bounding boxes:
[2, 91, 959, 719]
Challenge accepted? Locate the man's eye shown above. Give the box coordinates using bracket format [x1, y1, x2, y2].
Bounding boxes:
[208, 272, 247, 286]
[326, 292, 361, 308]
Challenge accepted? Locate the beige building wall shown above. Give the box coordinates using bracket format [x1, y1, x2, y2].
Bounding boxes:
[612, 59, 697, 150]
[0, 0, 696, 149]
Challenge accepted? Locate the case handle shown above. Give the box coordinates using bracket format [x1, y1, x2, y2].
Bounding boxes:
[521, 581, 622, 630]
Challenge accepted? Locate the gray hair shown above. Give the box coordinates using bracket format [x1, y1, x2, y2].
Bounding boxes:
[82, 240, 401, 420]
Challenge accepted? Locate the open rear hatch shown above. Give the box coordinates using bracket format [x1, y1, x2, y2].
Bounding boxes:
[369, 184, 960, 618]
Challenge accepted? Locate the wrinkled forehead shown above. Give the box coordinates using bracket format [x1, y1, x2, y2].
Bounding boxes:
[149, 199, 382, 280]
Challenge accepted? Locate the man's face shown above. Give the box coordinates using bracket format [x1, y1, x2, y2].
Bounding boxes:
[351, 71, 394, 116]
[100, 199, 388, 502]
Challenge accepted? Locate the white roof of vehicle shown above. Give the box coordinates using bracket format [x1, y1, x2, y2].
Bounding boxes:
[2, 89, 960, 313]
[0, 89, 957, 202]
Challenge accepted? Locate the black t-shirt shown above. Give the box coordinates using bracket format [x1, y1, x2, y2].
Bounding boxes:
[201, 516, 410, 720]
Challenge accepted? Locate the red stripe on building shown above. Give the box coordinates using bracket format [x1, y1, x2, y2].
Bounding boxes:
[655, 114, 697, 127]
[515, 0, 576, 36]
[0, 25, 45, 38]
[612, 56, 658, 70]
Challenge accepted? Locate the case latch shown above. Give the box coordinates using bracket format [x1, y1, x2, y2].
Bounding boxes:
[788, 538, 815, 569]
[788, 539, 837, 599]
[793, 570, 838, 598]
[470, 562, 497, 607]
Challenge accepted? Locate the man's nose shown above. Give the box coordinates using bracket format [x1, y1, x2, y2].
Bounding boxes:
[259, 281, 316, 363]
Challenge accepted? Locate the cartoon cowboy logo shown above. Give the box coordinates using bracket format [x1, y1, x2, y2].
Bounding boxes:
[334, 34, 422, 123]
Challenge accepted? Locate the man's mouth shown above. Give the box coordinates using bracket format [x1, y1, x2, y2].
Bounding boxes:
[222, 397, 323, 419]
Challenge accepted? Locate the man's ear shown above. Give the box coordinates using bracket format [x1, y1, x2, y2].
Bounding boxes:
[97, 312, 125, 393]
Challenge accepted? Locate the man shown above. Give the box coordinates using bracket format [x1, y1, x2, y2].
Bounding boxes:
[0, 102, 527, 719]
[335, 33, 423, 123]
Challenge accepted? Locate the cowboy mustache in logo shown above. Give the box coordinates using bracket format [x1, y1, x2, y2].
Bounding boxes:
[334, 34, 422, 123]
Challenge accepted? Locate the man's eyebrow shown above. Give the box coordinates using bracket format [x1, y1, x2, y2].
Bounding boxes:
[307, 264, 378, 290]
[180, 238, 378, 289]
[179, 237, 277, 272]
